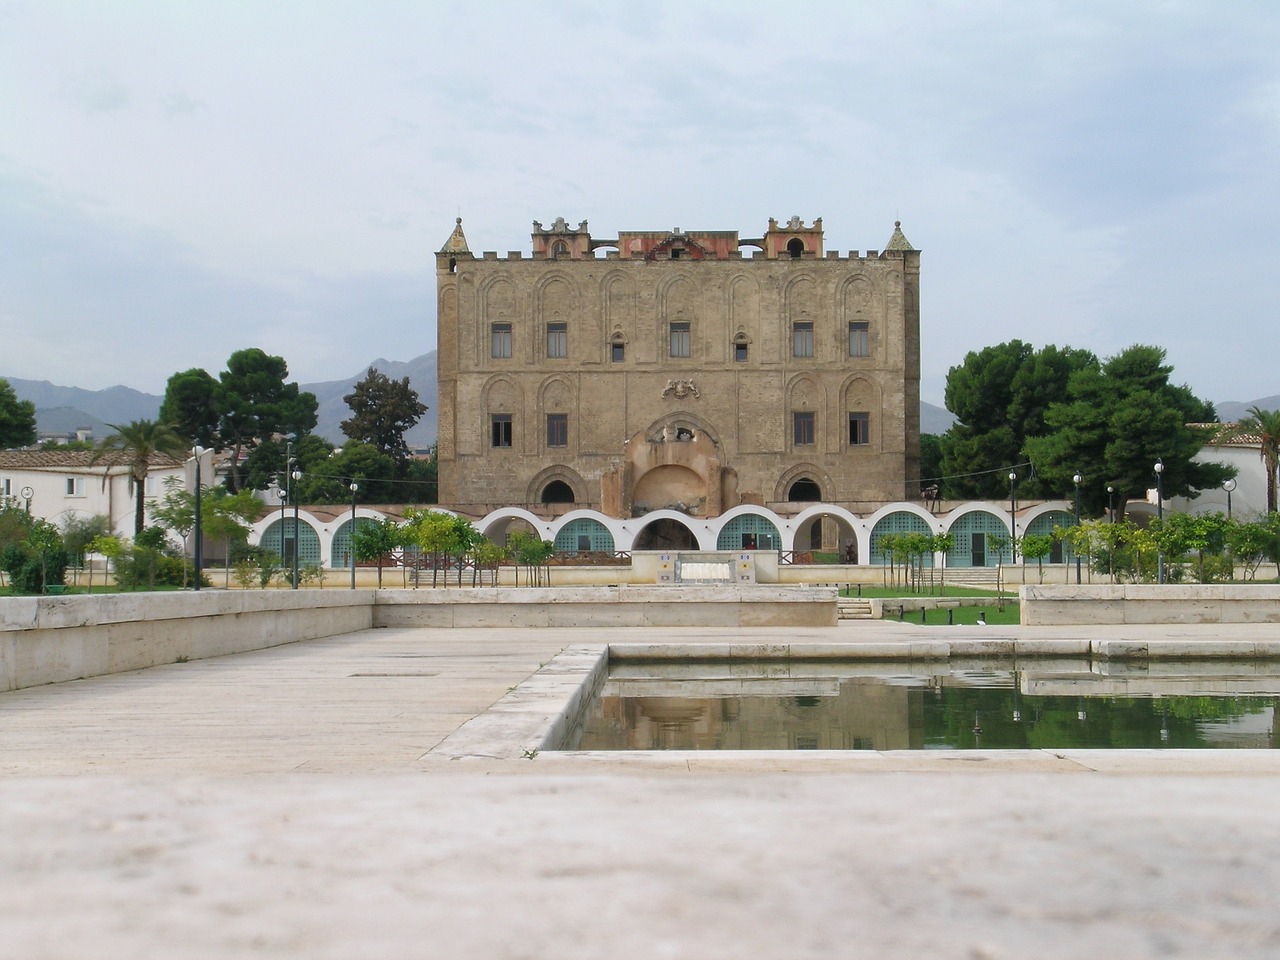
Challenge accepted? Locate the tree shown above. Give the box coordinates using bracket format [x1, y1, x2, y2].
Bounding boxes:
[1216, 406, 1280, 514]
[198, 488, 262, 587]
[1024, 345, 1232, 517]
[0, 378, 37, 449]
[214, 348, 318, 491]
[242, 433, 336, 495]
[151, 476, 198, 586]
[160, 368, 220, 448]
[940, 341, 1096, 498]
[293, 441, 394, 504]
[91, 419, 189, 536]
[341, 367, 427, 463]
[60, 513, 113, 578]
[350, 517, 404, 588]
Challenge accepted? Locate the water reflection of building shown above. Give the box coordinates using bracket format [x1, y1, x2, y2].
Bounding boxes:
[578, 679, 923, 750]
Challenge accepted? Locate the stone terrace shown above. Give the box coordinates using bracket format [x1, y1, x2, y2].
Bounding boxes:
[2, 619, 1280, 958]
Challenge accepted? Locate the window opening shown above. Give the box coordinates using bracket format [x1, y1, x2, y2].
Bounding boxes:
[611, 341, 625, 363]
[546, 322, 567, 358]
[793, 411, 815, 446]
[788, 478, 822, 501]
[787, 238, 804, 259]
[491, 414, 513, 448]
[734, 341, 748, 362]
[848, 412, 870, 446]
[546, 413, 568, 448]
[849, 321, 869, 357]
[541, 480, 575, 504]
[670, 321, 691, 358]
[491, 323, 512, 359]
[793, 321, 814, 358]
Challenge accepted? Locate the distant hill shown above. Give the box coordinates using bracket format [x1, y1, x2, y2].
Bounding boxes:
[7, 354, 441, 448]
[920, 401, 956, 435]
[304, 353, 439, 448]
[1216, 394, 1280, 423]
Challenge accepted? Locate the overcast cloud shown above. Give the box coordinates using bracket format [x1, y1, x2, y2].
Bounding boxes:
[2, 1, 1277, 407]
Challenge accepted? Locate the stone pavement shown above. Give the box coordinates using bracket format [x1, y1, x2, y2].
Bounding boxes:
[3, 620, 1280, 958]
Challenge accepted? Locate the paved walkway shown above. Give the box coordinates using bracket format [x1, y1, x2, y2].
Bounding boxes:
[3, 620, 1280, 958]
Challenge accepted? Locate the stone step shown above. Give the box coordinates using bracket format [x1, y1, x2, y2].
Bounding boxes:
[837, 598, 875, 620]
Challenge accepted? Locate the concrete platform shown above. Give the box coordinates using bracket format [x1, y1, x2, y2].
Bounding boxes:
[3, 619, 1280, 958]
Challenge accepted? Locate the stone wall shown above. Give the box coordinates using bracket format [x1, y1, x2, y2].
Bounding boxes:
[1021, 584, 1280, 625]
[0, 592, 375, 693]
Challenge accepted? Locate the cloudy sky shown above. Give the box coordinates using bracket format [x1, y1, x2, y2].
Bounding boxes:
[2, 2, 1278, 408]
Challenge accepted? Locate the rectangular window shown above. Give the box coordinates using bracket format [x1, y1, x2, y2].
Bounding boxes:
[734, 341, 748, 362]
[577, 535, 592, 552]
[491, 414, 513, 448]
[848, 321, 869, 358]
[546, 322, 567, 359]
[669, 321, 691, 358]
[793, 411, 815, 446]
[546, 413, 568, 448]
[66, 477, 84, 496]
[848, 412, 870, 446]
[1, 479, 10, 497]
[491, 323, 512, 359]
[611, 341, 625, 363]
[793, 321, 814, 358]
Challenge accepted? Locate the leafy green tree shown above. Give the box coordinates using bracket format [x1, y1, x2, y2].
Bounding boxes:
[91, 419, 189, 536]
[214, 348, 318, 491]
[1, 519, 67, 593]
[940, 341, 1095, 498]
[159, 368, 220, 448]
[0, 377, 37, 449]
[294, 441, 395, 504]
[341, 367, 427, 463]
[85, 533, 123, 593]
[402, 508, 458, 587]
[0, 498, 34, 553]
[243, 433, 336, 495]
[1020, 533, 1056, 582]
[1216, 406, 1280, 514]
[350, 517, 404, 588]
[508, 530, 555, 586]
[1024, 345, 1231, 517]
[197, 488, 262, 587]
[60, 513, 114, 579]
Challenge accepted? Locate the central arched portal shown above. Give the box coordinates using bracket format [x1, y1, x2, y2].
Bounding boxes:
[634, 517, 698, 551]
[632, 464, 705, 514]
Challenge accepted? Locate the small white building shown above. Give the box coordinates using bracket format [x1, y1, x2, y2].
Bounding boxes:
[0, 449, 189, 538]
[1166, 427, 1270, 520]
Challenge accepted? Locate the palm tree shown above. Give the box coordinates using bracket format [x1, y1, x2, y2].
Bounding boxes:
[91, 419, 189, 536]
[1217, 406, 1280, 514]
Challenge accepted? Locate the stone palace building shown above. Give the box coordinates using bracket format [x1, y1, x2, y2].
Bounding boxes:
[434, 215, 921, 550]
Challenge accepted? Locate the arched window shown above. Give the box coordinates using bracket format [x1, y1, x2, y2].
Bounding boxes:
[787, 238, 804, 259]
[551, 241, 569, 259]
[541, 480, 575, 504]
[788, 478, 821, 502]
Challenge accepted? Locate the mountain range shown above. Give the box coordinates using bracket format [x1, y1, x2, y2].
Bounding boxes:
[7, 355, 1277, 445]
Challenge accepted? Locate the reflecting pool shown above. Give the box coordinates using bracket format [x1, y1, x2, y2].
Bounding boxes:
[564, 661, 1280, 751]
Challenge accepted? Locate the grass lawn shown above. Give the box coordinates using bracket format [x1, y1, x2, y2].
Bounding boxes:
[841, 585, 1005, 599]
[882, 603, 1021, 626]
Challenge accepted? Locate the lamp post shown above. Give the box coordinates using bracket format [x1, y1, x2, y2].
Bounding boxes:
[20, 486, 33, 515]
[1223, 478, 1236, 520]
[1154, 458, 1165, 584]
[193, 446, 203, 591]
[349, 481, 359, 590]
[291, 468, 302, 589]
[1107, 485, 1115, 524]
[1073, 470, 1082, 585]
[1008, 471, 1018, 563]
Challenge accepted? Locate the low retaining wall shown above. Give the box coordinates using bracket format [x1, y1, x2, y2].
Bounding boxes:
[1021, 584, 1280, 626]
[0, 591, 376, 693]
[1, 586, 837, 693]
[372, 585, 837, 629]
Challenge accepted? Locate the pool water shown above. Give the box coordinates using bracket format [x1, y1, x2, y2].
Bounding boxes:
[565, 662, 1280, 751]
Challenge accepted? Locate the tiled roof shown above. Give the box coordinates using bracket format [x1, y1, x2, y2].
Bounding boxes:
[0, 450, 185, 469]
[885, 221, 914, 251]
[1192, 422, 1262, 446]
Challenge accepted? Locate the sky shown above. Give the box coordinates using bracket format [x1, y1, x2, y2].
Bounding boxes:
[2, 1, 1278, 408]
